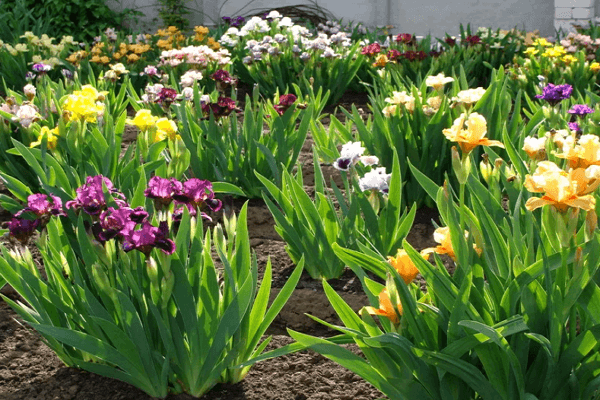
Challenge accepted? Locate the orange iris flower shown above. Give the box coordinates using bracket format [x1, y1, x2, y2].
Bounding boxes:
[363, 288, 402, 324]
[387, 249, 424, 284]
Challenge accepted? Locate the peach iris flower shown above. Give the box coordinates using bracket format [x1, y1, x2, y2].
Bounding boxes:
[422, 226, 482, 261]
[364, 288, 402, 324]
[555, 134, 600, 169]
[442, 113, 504, 155]
[524, 161, 596, 212]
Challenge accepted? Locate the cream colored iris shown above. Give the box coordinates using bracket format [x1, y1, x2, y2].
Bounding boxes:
[442, 112, 504, 155]
[555, 134, 600, 169]
[425, 73, 454, 91]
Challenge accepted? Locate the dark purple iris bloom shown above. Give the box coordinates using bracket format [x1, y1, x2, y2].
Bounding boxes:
[201, 96, 238, 119]
[568, 104, 594, 117]
[535, 83, 573, 106]
[361, 43, 381, 56]
[122, 221, 175, 255]
[222, 16, 245, 27]
[95, 206, 147, 242]
[222, 16, 232, 24]
[66, 175, 126, 215]
[569, 122, 582, 132]
[156, 87, 178, 105]
[274, 94, 297, 115]
[20, 193, 64, 217]
[429, 50, 442, 58]
[144, 176, 183, 208]
[8, 217, 39, 243]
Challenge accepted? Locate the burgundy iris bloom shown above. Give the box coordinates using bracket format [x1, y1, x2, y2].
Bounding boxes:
[445, 37, 456, 47]
[144, 176, 183, 208]
[535, 83, 573, 106]
[274, 94, 297, 115]
[156, 87, 178, 105]
[568, 104, 594, 117]
[464, 35, 481, 46]
[396, 33, 414, 45]
[402, 50, 428, 61]
[387, 49, 402, 61]
[8, 217, 39, 243]
[211, 69, 238, 92]
[361, 43, 381, 56]
[122, 221, 175, 255]
[201, 96, 238, 119]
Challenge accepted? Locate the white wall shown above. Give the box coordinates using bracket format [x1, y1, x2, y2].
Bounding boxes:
[110, 0, 555, 39]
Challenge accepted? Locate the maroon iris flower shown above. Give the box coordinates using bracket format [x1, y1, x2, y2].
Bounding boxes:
[156, 87, 178, 105]
[402, 51, 428, 61]
[8, 217, 39, 243]
[396, 33, 414, 45]
[274, 94, 297, 115]
[361, 43, 381, 56]
[201, 96, 238, 119]
[387, 49, 402, 61]
[444, 37, 456, 47]
[144, 176, 183, 209]
[464, 35, 481, 46]
[212, 70, 238, 93]
[66, 175, 126, 215]
[122, 220, 175, 255]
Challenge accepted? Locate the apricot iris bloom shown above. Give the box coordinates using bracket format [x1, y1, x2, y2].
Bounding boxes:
[364, 288, 401, 324]
[442, 113, 504, 155]
[387, 249, 425, 284]
[555, 134, 600, 169]
[524, 161, 596, 212]
[422, 226, 482, 261]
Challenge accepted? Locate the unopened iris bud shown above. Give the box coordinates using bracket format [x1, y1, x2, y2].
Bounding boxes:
[452, 146, 469, 185]
[147, 256, 159, 283]
[161, 271, 175, 309]
[586, 210, 597, 239]
[480, 155, 492, 184]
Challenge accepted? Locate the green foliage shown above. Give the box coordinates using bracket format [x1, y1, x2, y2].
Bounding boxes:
[156, 0, 191, 30]
[0, 0, 52, 43]
[0, 0, 143, 42]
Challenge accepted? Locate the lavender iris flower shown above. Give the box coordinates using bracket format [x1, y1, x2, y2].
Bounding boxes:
[32, 63, 52, 73]
[568, 104, 594, 116]
[568, 122, 581, 132]
[535, 83, 573, 106]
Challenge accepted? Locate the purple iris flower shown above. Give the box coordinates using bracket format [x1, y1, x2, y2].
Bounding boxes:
[32, 63, 52, 73]
[95, 206, 147, 242]
[144, 176, 183, 209]
[122, 221, 175, 255]
[173, 178, 222, 212]
[18, 193, 64, 217]
[568, 104, 594, 117]
[66, 175, 126, 215]
[569, 122, 582, 132]
[535, 83, 573, 106]
[8, 217, 39, 243]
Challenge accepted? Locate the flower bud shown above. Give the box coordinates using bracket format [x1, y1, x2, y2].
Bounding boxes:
[161, 271, 175, 309]
[146, 256, 159, 283]
[452, 146, 469, 185]
[23, 84, 36, 101]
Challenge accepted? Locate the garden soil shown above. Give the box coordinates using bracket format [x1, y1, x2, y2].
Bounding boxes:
[0, 94, 442, 400]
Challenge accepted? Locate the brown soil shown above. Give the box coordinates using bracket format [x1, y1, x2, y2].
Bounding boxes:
[0, 95, 442, 400]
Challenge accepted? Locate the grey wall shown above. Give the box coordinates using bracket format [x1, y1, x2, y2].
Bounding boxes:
[111, 0, 556, 39]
